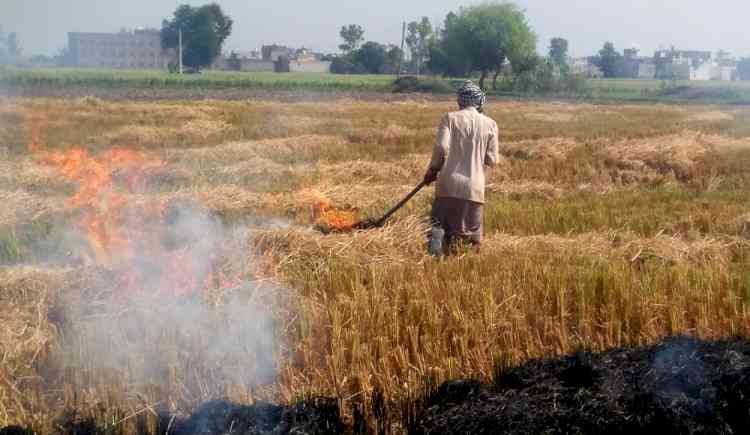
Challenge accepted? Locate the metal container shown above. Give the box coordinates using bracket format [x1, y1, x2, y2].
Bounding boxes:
[429, 226, 445, 256]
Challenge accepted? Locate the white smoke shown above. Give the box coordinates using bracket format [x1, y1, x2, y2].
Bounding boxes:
[47, 203, 282, 406]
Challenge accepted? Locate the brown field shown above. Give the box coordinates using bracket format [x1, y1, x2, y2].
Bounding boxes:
[2, 96, 750, 433]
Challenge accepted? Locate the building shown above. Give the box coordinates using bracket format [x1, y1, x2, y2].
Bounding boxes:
[215, 51, 275, 72]
[68, 29, 175, 69]
[0, 25, 20, 65]
[713, 65, 737, 81]
[654, 49, 712, 80]
[568, 57, 602, 78]
[261, 45, 296, 62]
[638, 62, 656, 79]
[289, 59, 331, 73]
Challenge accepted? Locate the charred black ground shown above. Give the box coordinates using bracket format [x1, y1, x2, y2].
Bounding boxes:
[412, 336, 750, 435]
[5, 337, 750, 434]
[172, 398, 342, 435]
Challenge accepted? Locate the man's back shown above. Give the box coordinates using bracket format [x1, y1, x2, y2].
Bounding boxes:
[428, 106, 499, 203]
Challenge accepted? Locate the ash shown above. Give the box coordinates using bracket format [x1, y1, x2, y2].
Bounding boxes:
[173, 398, 341, 435]
[413, 336, 750, 435]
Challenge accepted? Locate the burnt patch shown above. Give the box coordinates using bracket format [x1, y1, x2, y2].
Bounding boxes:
[173, 398, 342, 435]
[413, 337, 750, 435]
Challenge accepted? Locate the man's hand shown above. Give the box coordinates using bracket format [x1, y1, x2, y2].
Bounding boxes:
[423, 168, 439, 185]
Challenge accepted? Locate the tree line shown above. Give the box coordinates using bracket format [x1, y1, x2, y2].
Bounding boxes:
[155, 2, 750, 85]
[332, 3, 590, 93]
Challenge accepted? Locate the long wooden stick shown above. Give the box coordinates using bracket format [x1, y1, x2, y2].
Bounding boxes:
[372, 181, 427, 227]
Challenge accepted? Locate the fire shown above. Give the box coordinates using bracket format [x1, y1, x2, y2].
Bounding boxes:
[299, 189, 360, 232]
[25, 112, 240, 297]
[40, 147, 158, 262]
[317, 199, 360, 232]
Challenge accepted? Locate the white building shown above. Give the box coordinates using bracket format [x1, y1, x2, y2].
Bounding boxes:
[691, 62, 713, 81]
[289, 60, 331, 73]
[568, 57, 602, 78]
[68, 29, 175, 69]
[652, 49, 737, 81]
[712, 65, 737, 81]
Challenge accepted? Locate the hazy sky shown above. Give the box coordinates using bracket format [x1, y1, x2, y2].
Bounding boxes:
[2, 0, 749, 58]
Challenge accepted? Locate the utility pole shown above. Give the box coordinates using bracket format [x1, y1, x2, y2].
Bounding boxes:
[178, 28, 183, 74]
[398, 21, 406, 76]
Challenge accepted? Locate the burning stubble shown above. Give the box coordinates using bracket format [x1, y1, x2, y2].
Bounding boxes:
[24, 111, 283, 412]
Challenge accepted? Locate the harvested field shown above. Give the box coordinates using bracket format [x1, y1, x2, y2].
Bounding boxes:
[1, 96, 750, 434]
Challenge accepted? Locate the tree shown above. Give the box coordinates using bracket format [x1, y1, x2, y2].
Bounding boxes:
[428, 3, 537, 90]
[716, 49, 732, 66]
[330, 41, 402, 75]
[354, 41, 388, 74]
[226, 51, 241, 71]
[594, 41, 621, 78]
[428, 12, 472, 78]
[406, 17, 433, 75]
[385, 45, 405, 75]
[549, 37, 568, 71]
[738, 58, 750, 81]
[161, 3, 233, 70]
[339, 24, 365, 53]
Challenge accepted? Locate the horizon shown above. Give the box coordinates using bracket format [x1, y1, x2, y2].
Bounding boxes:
[1, 0, 749, 59]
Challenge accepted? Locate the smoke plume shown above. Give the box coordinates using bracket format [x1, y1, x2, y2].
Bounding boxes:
[47, 203, 281, 407]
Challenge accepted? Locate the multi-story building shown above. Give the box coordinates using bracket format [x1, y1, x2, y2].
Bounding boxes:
[652, 49, 739, 81]
[654, 49, 712, 80]
[68, 29, 175, 69]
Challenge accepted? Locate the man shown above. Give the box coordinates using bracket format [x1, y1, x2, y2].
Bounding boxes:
[423, 81, 499, 253]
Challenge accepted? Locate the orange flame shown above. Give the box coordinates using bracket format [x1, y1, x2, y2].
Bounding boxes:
[25, 112, 240, 297]
[40, 147, 157, 262]
[300, 189, 360, 231]
[318, 200, 359, 232]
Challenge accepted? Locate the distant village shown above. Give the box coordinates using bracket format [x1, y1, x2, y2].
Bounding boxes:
[569, 48, 740, 81]
[0, 25, 747, 82]
[1, 28, 332, 74]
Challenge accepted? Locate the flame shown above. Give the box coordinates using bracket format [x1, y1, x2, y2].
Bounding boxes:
[25, 112, 240, 298]
[318, 200, 359, 232]
[299, 189, 360, 231]
[40, 147, 157, 262]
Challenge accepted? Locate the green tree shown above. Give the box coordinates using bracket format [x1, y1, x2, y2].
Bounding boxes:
[549, 37, 568, 72]
[161, 3, 233, 70]
[226, 51, 241, 71]
[339, 24, 365, 53]
[428, 2, 537, 90]
[594, 41, 621, 78]
[405, 17, 433, 75]
[354, 41, 387, 73]
[385, 45, 405, 74]
[428, 12, 471, 78]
